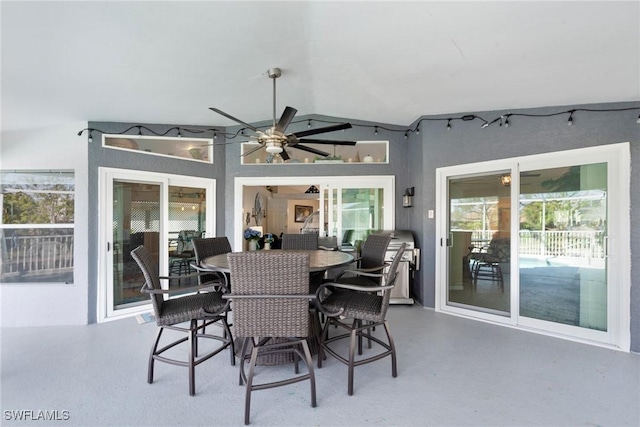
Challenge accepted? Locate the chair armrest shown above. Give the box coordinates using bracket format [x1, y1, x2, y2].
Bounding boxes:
[159, 272, 202, 281]
[314, 281, 395, 318]
[334, 263, 387, 281]
[317, 281, 394, 295]
[190, 263, 230, 288]
[141, 283, 225, 295]
[142, 271, 229, 295]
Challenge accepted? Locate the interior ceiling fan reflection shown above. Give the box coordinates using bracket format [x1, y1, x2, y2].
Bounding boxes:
[208, 67, 356, 160]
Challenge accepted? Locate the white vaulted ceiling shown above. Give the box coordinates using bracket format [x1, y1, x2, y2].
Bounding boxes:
[2, 1, 638, 132]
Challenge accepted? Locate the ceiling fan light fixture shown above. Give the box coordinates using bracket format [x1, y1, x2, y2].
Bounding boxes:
[265, 141, 283, 154]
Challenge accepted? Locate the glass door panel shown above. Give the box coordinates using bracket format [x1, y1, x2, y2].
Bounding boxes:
[326, 187, 385, 250]
[112, 180, 159, 309]
[168, 185, 206, 290]
[447, 173, 511, 315]
[519, 164, 608, 331]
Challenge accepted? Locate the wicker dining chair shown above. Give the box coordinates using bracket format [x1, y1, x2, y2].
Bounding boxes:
[333, 233, 392, 287]
[225, 251, 317, 425]
[281, 233, 319, 250]
[130, 245, 235, 396]
[469, 237, 510, 292]
[281, 232, 322, 287]
[315, 243, 406, 396]
[192, 237, 232, 289]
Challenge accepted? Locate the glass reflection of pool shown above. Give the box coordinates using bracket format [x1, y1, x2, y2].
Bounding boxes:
[519, 255, 604, 269]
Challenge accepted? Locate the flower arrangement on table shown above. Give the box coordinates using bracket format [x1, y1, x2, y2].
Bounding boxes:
[263, 233, 275, 250]
[244, 228, 262, 250]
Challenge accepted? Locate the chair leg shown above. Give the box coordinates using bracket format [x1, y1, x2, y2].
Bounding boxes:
[348, 327, 358, 396]
[222, 318, 236, 366]
[193, 319, 199, 358]
[300, 340, 317, 408]
[317, 320, 331, 368]
[383, 320, 397, 378]
[355, 319, 363, 356]
[239, 338, 251, 386]
[495, 264, 504, 292]
[189, 321, 197, 396]
[148, 327, 164, 384]
[472, 262, 481, 288]
[294, 343, 301, 374]
[244, 346, 261, 425]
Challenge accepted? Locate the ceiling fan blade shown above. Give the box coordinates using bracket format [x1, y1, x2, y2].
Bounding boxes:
[209, 107, 261, 133]
[241, 144, 264, 158]
[298, 138, 357, 146]
[290, 144, 330, 157]
[274, 106, 297, 133]
[279, 150, 290, 161]
[290, 123, 352, 139]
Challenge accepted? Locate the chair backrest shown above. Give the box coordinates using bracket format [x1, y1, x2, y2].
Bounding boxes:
[342, 229, 354, 245]
[192, 237, 232, 286]
[130, 245, 164, 318]
[281, 233, 318, 250]
[227, 252, 310, 338]
[318, 236, 338, 250]
[379, 243, 406, 319]
[358, 234, 392, 284]
[192, 237, 231, 260]
[488, 238, 510, 262]
[177, 230, 199, 253]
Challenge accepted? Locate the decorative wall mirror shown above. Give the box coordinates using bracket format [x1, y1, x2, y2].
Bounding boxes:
[253, 193, 265, 226]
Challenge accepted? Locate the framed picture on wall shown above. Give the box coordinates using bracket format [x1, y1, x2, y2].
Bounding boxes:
[294, 205, 313, 223]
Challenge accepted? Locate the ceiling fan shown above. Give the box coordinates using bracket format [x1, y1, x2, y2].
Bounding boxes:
[209, 67, 356, 160]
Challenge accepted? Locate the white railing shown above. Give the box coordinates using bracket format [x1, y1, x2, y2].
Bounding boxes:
[1, 235, 74, 281]
[463, 229, 605, 260]
[519, 230, 604, 259]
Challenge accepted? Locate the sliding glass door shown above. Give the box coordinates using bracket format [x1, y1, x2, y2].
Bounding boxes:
[518, 164, 609, 334]
[446, 172, 511, 316]
[436, 143, 630, 349]
[99, 168, 215, 321]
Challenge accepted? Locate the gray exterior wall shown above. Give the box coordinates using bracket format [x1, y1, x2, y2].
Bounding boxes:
[404, 102, 640, 352]
[87, 102, 639, 351]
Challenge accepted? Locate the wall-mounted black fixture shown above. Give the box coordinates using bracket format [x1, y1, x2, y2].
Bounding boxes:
[305, 185, 319, 194]
[403, 187, 414, 208]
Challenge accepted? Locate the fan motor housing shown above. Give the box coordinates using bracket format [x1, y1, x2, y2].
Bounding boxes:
[267, 68, 281, 79]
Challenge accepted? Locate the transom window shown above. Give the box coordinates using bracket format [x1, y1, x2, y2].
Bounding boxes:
[103, 135, 214, 164]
